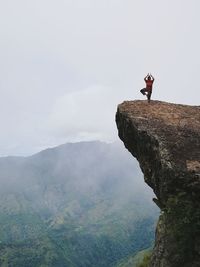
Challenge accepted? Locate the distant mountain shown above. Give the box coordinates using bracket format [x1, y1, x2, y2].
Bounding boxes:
[0, 141, 158, 267]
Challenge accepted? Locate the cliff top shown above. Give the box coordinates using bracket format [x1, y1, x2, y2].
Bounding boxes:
[117, 100, 200, 174]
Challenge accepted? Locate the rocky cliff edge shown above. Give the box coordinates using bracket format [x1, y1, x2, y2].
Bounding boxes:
[116, 100, 200, 267]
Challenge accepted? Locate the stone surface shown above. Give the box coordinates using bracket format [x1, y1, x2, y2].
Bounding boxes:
[116, 100, 200, 267]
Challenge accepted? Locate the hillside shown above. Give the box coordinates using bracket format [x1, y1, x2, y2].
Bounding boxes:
[0, 141, 158, 267]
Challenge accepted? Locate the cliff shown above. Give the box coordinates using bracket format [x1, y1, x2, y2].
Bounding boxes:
[116, 100, 200, 267]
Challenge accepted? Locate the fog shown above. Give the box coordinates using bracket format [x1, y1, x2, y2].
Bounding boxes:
[0, 141, 158, 216]
[0, 141, 159, 266]
[0, 0, 199, 156]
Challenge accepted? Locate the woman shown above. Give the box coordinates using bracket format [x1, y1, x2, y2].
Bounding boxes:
[140, 73, 155, 103]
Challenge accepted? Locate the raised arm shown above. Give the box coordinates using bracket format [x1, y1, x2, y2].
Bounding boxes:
[150, 74, 155, 82]
[144, 73, 149, 81]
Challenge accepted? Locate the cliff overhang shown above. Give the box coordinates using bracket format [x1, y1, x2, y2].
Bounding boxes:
[116, 100, 200, 267]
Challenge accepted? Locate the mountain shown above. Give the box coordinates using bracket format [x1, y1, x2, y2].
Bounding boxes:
[116, 100, 200, 267]
[0, 141, 158, 267]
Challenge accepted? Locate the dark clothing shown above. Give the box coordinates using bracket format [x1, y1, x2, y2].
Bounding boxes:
[140, 88, 152, 102]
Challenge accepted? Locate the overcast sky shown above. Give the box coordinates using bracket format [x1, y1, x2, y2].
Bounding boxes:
[0, 0, 199, 156]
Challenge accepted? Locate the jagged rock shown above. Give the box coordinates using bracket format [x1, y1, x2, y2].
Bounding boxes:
[116, 100, 200, 267]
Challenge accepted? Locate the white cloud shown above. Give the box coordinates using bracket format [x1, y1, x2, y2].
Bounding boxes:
[48, 85, 125, 143]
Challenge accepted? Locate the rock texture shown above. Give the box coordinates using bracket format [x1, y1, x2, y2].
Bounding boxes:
[116, 100, 200, 267]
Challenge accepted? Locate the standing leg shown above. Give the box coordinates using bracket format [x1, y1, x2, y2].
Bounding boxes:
[147, 90, 152, 103]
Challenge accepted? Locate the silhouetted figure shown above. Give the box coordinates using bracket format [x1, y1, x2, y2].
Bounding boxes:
[140, 73, 154, 103]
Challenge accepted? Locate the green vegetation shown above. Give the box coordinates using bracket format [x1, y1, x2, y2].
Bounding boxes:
[116, 248, 152, 267]
[164, 192, 200, 264]
[136, 250, 152, 267]
[0, 142, 158, 266]
[0, 198, 156, 267]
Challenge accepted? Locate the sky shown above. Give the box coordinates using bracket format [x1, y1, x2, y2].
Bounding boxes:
[0, 0, 199, 156]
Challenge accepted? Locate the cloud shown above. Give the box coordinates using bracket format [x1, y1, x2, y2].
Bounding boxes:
[48, 85, 125, 143]
[0, 0, 199, 155]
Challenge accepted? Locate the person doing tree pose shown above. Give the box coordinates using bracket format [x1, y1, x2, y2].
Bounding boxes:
[140, 73, 154, 103]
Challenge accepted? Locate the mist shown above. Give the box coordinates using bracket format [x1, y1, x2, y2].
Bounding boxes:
[0, 141, 159, 265]
[0, 0, 199, 156]
[0, 141, 157, 216]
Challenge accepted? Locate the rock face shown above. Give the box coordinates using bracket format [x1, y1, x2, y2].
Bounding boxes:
[116, 100, 200, 267]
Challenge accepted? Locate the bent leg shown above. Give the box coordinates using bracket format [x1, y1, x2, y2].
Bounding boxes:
[140, 88, 147, 95]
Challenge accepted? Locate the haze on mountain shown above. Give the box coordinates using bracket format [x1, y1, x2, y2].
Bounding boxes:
[0, 141, 158, 267]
